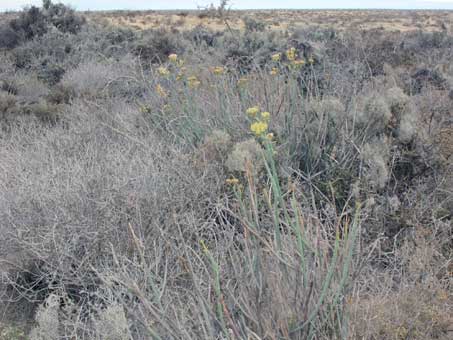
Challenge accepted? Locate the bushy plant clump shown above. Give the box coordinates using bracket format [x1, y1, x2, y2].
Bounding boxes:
[0, 0, 85, 49]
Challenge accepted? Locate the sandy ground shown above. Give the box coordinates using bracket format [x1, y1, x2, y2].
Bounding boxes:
[84, 9, 453, 33]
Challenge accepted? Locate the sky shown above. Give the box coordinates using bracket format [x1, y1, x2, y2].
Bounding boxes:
[1, 0, 453, 11]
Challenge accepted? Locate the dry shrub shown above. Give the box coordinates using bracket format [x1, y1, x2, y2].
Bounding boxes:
[13, 75, 50, 101]
[0, 93, 18, 120]
[23, 100, 61, 124]
[351, 283, 452, 340]
[350, 228, 453, 340]
[0, 98, 225, 335]
[226, 138, 264, 174]
[60, 55, 143, 99]
[0, 78, 19, 96]
[356, 93, 392, 131]
[194, 129, 232, 167]
[362, 136, 391, 190]
[305, 96, 346, 127]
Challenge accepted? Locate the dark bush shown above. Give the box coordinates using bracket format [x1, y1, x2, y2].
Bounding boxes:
[243, 16, 266, 32]
[0, 93, 18, 122]
[44, 2, 86, 34]
[11, 29, 79, 81]
[37, 62, 66, 86]
[410, 68, 447, 94]
[183, 25, 222, 47]
[221, 30, 283, 70]
[24, 100, 61, 123]
[1, 79, 19, 95]
[133, 29, 184, 63]
[46, 83, 75, 104]
[12, 45, 35, 69]
[104, 27, 136, 45]
[1, 93, 60, 124]
[9, 6, 48, 42]
[4, 1, 85, 49]
[0, 25, 20, 49]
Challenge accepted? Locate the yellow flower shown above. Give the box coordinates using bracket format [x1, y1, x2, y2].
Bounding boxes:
[187, 76, 201, 88]
[157, 66, 170, 76]
[139, 105, 151, 113]
[156, 84, 167, 98]
[226, 177, 239, 185]
[191, 80, 201, 88]
[251, 121, 268, 136]
[237, 77, 248, 87]
[246, 106, 260, 118]
[271, 53, 281, 62]
[293, 59, 306, 68]
[286, 47, 297, 61]
[168, 53, 178, 62]
[261, 111, 270, 121]
[308, 57, 315, 64]
[270, 67, 279, 76]
[212, 66, 225, 75]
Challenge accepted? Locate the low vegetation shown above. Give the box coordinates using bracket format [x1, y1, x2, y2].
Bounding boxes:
[0, 1, 452, 339]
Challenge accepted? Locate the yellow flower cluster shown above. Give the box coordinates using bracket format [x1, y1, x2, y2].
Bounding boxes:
[270, 48, 311, 74]
[261, 111, 270, 121]
[139, 105, 151, 113]
[237, 77, 248, 87]
[212, 66, 225, 75]
[293, 59, 306, 67]
[168, 53, 185, 67]
[156, 84, 167, 98]
[286, 47, 297, 61]
[246, 106, 260, 118]
[157, 66, 170, 77]
[226, 177, 239, 185]
[251, 121, 268, 136]
[187, 75, 201, 88]
[271, 53, 281, 62]
[247, 106, 271, 137]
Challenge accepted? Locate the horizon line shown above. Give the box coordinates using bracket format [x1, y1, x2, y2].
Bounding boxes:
[2, 7, 453, 12]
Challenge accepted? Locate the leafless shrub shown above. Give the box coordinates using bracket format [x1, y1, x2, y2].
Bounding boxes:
[61, 55, 143, 99]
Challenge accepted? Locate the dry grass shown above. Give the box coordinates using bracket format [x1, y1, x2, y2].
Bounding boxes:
[84, 9, 453, 33]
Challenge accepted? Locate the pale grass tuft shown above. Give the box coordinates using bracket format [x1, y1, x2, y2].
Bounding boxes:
[29, 294, 60, 340]
[362, 136, 390, 190]
[226, 138, 264, 174]
[93, 303, 132, 340]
